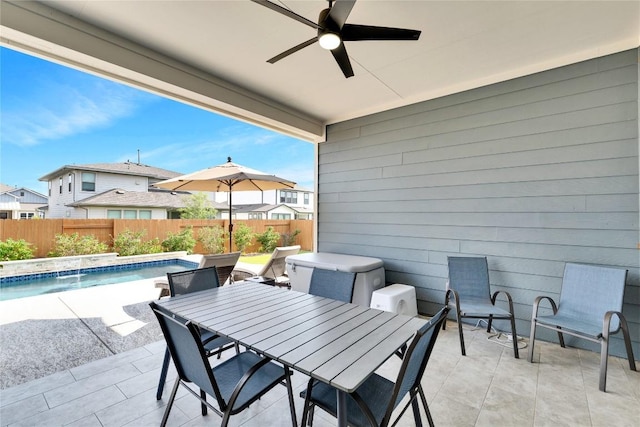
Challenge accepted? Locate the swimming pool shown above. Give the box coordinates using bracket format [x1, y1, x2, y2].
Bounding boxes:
[0, 259, 198, 301]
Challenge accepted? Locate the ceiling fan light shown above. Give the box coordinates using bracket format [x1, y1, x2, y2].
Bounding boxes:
[319, 32, 341, 50]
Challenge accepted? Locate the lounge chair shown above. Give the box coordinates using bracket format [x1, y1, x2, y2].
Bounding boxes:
[232, 245, 300, 287]
[155, 252, 241, 296]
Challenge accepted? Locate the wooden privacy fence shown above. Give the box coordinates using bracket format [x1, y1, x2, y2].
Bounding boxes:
[0, 219, 313, 258]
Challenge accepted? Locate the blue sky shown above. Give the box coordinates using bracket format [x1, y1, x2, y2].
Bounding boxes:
[0, 47, 314, 195]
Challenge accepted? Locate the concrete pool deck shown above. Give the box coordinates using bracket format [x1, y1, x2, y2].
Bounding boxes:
[0, 254, 265, 389]
[0, 275, 166, 389]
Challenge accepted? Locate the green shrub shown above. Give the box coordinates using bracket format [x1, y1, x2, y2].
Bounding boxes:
[232, 223, 254, 253]
[48, 233, 108, 257]
[0, 238, 35, 261]
[281, 229, 301, 246]
[198, 226, 225, 254]
[162, 226, 196, 254]
[113, 229, 162, 256]
[255, 226, 280, 253]
[179, 192, 218, 219]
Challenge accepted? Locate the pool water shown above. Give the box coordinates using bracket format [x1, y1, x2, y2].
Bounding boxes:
[0, 262, 196, 301]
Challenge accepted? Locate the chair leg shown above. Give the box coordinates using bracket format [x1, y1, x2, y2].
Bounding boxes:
[200, 389, 207, 416]
[156, 347, 171, 400]
[617, 313, 638, 373]
[509, 315, 519, 359]
[410, 390, 423, 427]
[160, 378, 181, 427]
[557, 327, 566, 348]
[418, 385, 435, 427]
[599, 336, 610, 392]
[456, 313, 466, 356]
[527, 320, 537, 363]
[487, 315, 493, 333]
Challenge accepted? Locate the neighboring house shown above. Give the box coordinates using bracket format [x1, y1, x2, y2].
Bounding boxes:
[0, 184, 47, 219]
[213, 186, 314, 219]
[67, 188, 228, 219]
[233, 203, 313, 220]
[38, 162, 228, 219]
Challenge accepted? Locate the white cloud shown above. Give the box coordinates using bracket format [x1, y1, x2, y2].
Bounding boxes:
[1, 80, 153, 146]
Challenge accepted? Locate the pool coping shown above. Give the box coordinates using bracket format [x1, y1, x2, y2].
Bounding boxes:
[0, 251, 191, 279]
[0, 258, 198, 285]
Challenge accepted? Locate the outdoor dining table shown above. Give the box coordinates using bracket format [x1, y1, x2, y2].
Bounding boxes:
[155, 281, 428, 427]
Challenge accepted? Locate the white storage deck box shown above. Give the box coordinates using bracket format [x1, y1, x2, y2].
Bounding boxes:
[370, 284, 418, 317]
[285, 253, 385, 307]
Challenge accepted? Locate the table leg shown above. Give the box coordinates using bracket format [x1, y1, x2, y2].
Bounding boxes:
[336, 389, 347, 427]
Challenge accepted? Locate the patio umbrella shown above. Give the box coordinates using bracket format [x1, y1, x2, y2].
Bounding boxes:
[154, 157, 296, 251]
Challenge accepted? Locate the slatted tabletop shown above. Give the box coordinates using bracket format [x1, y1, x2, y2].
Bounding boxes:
[156, 282, 427, 394]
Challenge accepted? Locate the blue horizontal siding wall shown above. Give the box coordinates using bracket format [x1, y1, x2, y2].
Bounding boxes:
[319, 48, 639, 358]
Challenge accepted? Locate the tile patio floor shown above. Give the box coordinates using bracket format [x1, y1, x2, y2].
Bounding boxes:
[1, 283, 638, 426]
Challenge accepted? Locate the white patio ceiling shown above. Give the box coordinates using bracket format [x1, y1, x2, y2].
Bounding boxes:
[1, 1, 638, 142]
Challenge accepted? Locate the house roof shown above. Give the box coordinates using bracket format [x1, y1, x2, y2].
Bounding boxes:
[0, 184, 15, 193]
[0, 184, 47, 201]
[68, 188, 229, 211]
[234, 203, 313, 214]
[2, 1, 638, 142]
[39, 162, 183, 182]
[0, 183, 47, 199]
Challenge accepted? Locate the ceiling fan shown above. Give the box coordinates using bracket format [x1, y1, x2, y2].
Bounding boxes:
[251, 0, 421, 78]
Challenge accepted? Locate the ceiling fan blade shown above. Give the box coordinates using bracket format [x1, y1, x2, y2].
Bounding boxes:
[341, 24, 421, 41]
[251, 0, 321, 30]
[267, 37, 318, 64]
[328, 0, 356, 28]
[331, 43, 354, 78]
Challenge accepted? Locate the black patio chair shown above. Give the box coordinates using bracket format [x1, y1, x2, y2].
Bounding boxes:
[300, 306, 449, 427]
[156, 266, 239, 400]
[444, 256, 519, 358]
[150, 301, 297, 427]
[308, 267, 357, 303]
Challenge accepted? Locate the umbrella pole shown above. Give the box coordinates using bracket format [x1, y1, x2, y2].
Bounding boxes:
[228, 185, 233, 252]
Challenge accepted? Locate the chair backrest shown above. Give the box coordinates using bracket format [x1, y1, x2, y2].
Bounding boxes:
[559, 263, 628, 331]
[199, 252, 241, 285]
[257, 245, 301, 278]
[167, 265, 221, 297]
[149, 301, 224, 406]
[447, 256, 491, 300]
[387, 307, 449, 421]
[308, 268, 357, 303]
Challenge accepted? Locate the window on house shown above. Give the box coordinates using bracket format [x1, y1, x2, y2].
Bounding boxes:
[107, 210, 122, 219]
[304, 193, 309, 205]
[48, 182, 51, 197]
[280, 191, 297, 204]
[20, 191, 25, 197]
[59, 177, 63, 194]
[123, 210, 137, 219]
[81, 172, 96, 191]
[272, 213, 291, 220]
[139, 210, 152, 219]
[68, 174, 72, 192]
[249, 213, 263, 219]
[19, 213, 35, 219]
